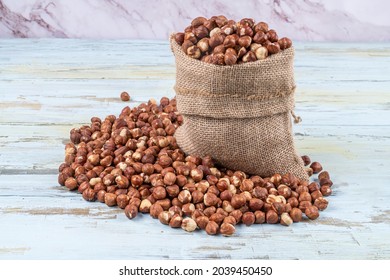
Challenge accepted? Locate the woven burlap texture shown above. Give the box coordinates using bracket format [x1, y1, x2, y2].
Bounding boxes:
[171, 37, 308, 180]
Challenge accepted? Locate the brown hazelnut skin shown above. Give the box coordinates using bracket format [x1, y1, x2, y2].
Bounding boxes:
[320, 185, 332, 196]
[290, 207, 302, 222]
[318, 171, 330, 181]
[310, 162, 323, 173]
[187, 46, 201, 59]
[116, 194, 130, 209]
[205, 221, 219, 235]
[174, 32, 185, 45]
[150, 203, 164, 219]
[124, 204, 138, 219]
[254, 211, 266, 224]
[231, 194, 246, 209]
[314, 197, 329, 211]
[278, 37, 292, 50]
[266, 210, 279, 224]
[249, 198, 264, 211]
[242, 212, 255, 226]
[305, 205, 320, 220]
[224, 53, 237, 65]
[220, 223, 236, 236]
[169, 214, 183, 228]
[204, 192, 219, 207]
[195, 216, 209, 230]
[223, 215, 237, 225]
[65, 177, 78, 191]
[242, 51, 257, 63]
[267, 43, 280, 54]
[158, 211, 172, 225]
[301, 155, 311, 166]
[229, 210, 243, 223]
[120, 91, 130, 101]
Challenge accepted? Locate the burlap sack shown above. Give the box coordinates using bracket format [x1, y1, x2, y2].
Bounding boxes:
[170, 36, 308, 181]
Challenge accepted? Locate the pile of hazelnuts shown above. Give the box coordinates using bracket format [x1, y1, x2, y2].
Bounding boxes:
[174, 15, 292, 65]
[58, 97, 333, 236]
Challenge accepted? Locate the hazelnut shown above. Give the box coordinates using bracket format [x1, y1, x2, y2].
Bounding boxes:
[254, 210, 266, 224]
[223, 215, 237, 225]
[254, 22, 269, 32]
[139, 199, 152, 213]
[280, 213, 293, 226]
[310, 162, 323, 173]
[287, 197, 299, 208]
[305, 205, 320, 220]
[64, 177, 78, 191]
[224, 52, 237, 65]
[158, 211, 172, 225]
[229, 210, 243, 223]
[209, 33, 225, 49]
[299, 192, 312, 202]
[220, 223, 235, 236]
[231, 194, 246, 209]
[82, 188, 96, 202]
[191, 190, 204, 204]
[311, 190, 323, 201]
[174, 32, 185, 45]
[213, 44, 226, 54]
[320, 178, 333, 187]
[182, 203, 195, 216]
[318, 171, 330, 181]
[193, 25, 209, 39]
[278, 37, 292, 50]
[242, 51, 257, 63]
[320, 185, 332, 196]
[252, 187, 268, 200]
[290, 207, 302, 222]
[298, 201, 312, 212]
[115, 175, 129, 189]
[169, 214, 183, 228]
[187, 46, 201, 59]
[190, 168, 203, 182]
[166, 185, 180, 198]
[181, 217, 197, 232]
[203, 206, 216, 217]
[120, 91, 130, 101]
[209, 213, 225, 225]
[155, 198, 171, 210]
[266, 210, 279, 224]
[238, 36, 252, 48]
[204, 192, 219, 207]
[178, 190, 192, 204]
[191, 16, 207, 27]
[266, 43, 280, 54]
[271, 202, 285, 215]
[301, 155, 311, 166]
[116, 194, 129, 209]
[197, 38, 210, 53]
[195, 216, 209, 230]
[254, 46, 268, 60]
[249, 198, 264, 211]
[314, 197, 329, 211]
[205, 221, 219, 235]
[181, 40, 194, 53]
[308, 182, 320, 193]
[124, 204, 138, 219]
[222, 201, 235, 213]
[150, 203, 164, 218]
[266, 29, 278, 42]
[242, 212, 255, 226]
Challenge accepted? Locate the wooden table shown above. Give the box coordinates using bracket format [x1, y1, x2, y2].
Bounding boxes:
[0, 40, 389, 260]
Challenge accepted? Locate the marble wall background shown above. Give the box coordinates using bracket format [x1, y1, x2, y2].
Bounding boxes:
[1, 0, 389, 41]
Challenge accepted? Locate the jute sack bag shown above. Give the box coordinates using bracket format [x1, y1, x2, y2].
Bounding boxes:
[170, 36, 309, 181]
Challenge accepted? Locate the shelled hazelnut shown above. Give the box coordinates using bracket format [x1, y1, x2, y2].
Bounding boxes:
[174, 16, 293, 65]
[59, 96, 333, 236]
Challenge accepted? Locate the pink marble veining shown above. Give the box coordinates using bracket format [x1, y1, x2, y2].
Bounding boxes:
[0, 0, 389, 41]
